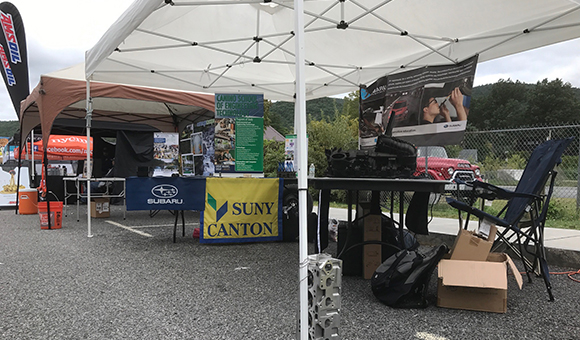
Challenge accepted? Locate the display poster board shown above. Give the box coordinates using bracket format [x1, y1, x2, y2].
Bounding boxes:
[153, 132, 179, 177]
[200, 177, 282, 244]
[0, 167, 31, 206]
[180, 121, 215, 176]
[359, 55, 478, 147]
[283, 134, 308, 173]
[214, 94, 264, 174]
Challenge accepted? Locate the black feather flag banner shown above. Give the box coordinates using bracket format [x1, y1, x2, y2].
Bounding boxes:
[0, 2, 29, 118]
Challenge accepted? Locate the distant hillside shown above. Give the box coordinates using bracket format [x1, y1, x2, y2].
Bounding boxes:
[0, 120, 18, 138]
[268, 97, 345, 135]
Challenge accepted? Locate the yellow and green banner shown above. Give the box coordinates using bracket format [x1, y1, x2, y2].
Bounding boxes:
[200, 178, 283, 243]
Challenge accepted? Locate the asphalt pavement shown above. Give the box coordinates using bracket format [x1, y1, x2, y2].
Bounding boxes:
[1, 206, 579, 340]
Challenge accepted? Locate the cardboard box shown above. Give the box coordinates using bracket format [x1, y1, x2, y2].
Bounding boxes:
[450, 223, 497, 261]
[363, 213, 382, 279]
[437, 252, 523, 313]
[90, 198, 110, 218]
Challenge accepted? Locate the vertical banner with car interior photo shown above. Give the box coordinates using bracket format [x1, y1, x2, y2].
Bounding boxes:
[359, 55, 478, 147]
[214, 94, 264, 174]
[0, 2, 29, 116]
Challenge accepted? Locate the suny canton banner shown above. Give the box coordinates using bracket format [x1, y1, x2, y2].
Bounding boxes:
[0, 2, 29, 116]
[200, 178, 283, 244]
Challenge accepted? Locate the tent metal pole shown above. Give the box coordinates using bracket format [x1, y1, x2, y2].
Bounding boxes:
[86, 80, 93, 238]
[15, 122, 24, 214]
[294, 0, 308, 339]
[31, 130, 34, 183]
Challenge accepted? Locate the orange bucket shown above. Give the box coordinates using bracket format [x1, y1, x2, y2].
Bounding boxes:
[38, 201, 63, 229]
[18, 189, 38, 215]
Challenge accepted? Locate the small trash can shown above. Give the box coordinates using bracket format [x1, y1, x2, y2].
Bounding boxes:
[38, 201, 63, 229]
[18, 189, 38, 215]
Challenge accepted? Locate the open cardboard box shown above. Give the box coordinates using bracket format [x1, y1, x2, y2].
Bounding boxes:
[450, 222, 497, 261]
[437, 252, 523, 313]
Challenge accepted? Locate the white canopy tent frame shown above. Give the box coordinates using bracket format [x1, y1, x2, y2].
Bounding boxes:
[84, 1, 580, 338]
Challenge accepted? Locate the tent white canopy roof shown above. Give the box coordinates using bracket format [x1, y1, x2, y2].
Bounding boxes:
[86, 0, 580, 101]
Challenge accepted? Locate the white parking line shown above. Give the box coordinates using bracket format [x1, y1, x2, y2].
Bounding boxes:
[415, 332, 449, 340]
[105, 220, 153, 237]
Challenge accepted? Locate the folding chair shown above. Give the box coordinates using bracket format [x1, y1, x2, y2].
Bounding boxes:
[446, 137, 573, 301]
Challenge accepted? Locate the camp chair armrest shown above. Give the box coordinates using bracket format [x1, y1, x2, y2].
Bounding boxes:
[445, 197, 508, 228]
[457, 180, 514, 201]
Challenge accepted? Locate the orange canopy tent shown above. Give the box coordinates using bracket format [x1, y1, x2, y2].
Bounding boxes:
[14, 135, 93, 161]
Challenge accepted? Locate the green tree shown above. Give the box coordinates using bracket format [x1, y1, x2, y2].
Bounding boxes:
[0, 120, 19, 137]
[340, 91, 360, 121]
[526, 78, 580, 125]
[469, 79, 529, 130]
[263, 139, 285, 178]
[307, 110, 358, 177]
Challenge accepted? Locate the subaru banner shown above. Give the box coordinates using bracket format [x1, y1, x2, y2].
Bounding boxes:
[359, 55, 478, 147]
[126, 177, 206, 211]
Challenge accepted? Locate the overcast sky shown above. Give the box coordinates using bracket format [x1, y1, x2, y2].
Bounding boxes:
[1, 0, 580, 121]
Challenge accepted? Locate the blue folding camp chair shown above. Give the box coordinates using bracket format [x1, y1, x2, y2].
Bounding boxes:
[446, 137, 573, 301]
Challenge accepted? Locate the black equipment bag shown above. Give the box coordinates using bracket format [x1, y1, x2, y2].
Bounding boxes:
[371, 244, 448, 308]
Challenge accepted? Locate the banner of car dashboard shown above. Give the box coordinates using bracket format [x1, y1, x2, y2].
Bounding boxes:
[359, 55, 478, 147]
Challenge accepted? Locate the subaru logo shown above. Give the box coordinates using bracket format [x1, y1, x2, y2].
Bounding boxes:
[151, 184, 178, 198]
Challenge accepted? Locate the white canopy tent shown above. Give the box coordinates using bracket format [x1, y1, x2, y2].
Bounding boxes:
[84, 1, 580, 338]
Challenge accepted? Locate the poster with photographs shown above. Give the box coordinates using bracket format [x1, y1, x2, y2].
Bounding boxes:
[181, 154, 194, 176]
[359, 55, 478, 147]
[180, 121, 216, 176]
[153, 132, 180, 177]
[199, 120, 216, 176]
[214, 117, 236, 173]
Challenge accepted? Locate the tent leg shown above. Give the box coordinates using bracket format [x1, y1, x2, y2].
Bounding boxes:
[294, 0, 309, 339]
[15, 125, 24, 214]
[86, 80, 93, 238]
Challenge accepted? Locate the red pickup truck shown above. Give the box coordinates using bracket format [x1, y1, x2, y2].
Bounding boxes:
[415, 146, 481, 182]
[414, 146, 482, 200]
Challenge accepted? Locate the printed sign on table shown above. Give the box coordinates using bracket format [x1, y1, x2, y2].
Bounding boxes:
[125, 177, 206, 211]
[200, 178, 282, 243]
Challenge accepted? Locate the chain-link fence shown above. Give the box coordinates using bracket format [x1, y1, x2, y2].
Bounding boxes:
[461, 124, 580, 210]
[380, 123, 580, 215]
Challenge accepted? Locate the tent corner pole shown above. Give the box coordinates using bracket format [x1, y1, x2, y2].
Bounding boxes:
[14, 123, 24, 214]
[86, 80, 93, 238]
[294, 0, 309, 339]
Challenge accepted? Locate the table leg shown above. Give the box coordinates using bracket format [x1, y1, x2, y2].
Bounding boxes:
[317, 189, 331, 254]
[123, 180, 126, 220]
[181, 210, 185, 237]
[76, 180, 80, 222]
[399, 191, 404, 249]
[173, 210, 179, 243]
